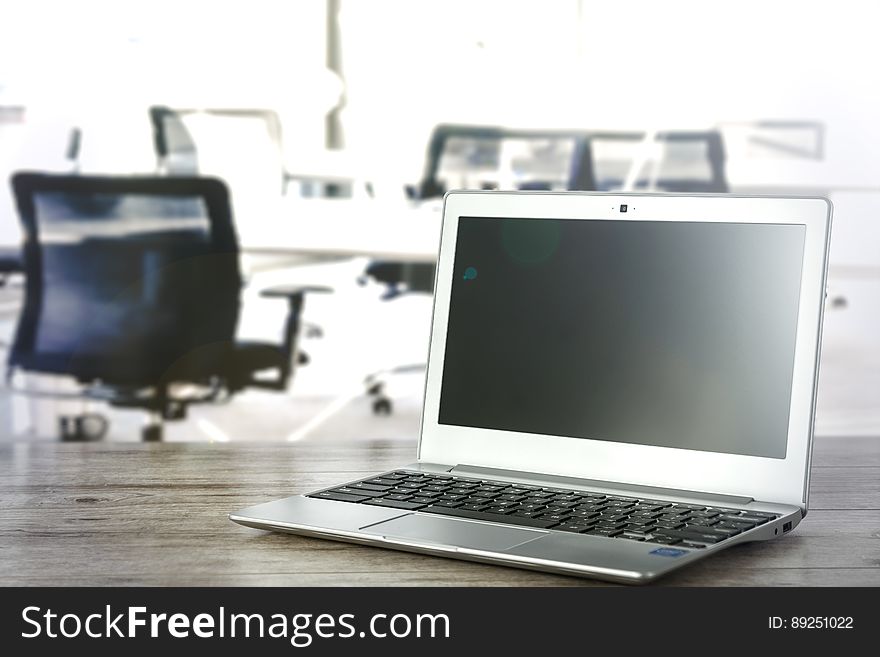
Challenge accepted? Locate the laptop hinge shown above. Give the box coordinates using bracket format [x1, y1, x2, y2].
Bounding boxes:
[450, 464, 754, 505]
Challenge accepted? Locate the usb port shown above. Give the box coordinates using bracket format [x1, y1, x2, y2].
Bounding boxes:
[782, 521, 792, 533]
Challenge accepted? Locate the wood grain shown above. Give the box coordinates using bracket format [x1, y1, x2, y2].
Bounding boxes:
[0, 437, 877, 586]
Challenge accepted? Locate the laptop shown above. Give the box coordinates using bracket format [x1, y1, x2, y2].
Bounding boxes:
[231, 191, 832, 584]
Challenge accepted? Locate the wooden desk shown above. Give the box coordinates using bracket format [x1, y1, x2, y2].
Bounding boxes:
[0, 436, 877, 586]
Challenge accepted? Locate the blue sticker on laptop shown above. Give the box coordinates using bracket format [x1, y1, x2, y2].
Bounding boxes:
[649, 548, 688, 557]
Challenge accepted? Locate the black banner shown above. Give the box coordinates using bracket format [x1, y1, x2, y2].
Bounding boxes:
[1, 587, 874, 654]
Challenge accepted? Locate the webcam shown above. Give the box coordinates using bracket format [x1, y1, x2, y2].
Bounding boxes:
[619, 204, 628, 213]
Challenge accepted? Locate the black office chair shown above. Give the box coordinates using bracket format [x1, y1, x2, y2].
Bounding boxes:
[365, 123, 596, 300]
[588, 130, 729, 193]
[8, 172, 328, 441]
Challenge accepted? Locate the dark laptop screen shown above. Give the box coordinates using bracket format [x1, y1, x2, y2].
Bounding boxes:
[438, 216, 806, 459]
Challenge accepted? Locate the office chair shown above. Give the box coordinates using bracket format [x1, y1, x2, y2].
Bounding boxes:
[8, 172, 328, 441]
[365, 123, 596, 300]
[415, 123, 595, 199]
[148, 106, 200, 175]
[589, 130, 729, 193]
[148, 106, 358, 197]
[362, 124, 596, 413]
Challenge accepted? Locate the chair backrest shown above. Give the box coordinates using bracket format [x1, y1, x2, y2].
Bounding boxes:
[148, 106, 199, 174]
[417, 124, 596, 199]
[589, 130, 729, 193]
[148, 106, 286, 192]
[9, 173, 242, 386]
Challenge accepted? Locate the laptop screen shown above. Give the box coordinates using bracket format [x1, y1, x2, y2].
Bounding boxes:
[438, 216, 806, 459]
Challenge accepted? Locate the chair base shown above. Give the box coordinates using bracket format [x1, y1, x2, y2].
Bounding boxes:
[59, 413, 109, 442]
[142, 423, 164, 442]
[365, 364, 426, 416]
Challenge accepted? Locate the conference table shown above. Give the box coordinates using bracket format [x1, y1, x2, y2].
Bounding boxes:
[237, 197, 443, 263]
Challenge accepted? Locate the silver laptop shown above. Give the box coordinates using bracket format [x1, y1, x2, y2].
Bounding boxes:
[231, 191, 832, 584]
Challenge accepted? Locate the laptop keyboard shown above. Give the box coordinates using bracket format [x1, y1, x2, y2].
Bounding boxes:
[307, 470, 779, 548]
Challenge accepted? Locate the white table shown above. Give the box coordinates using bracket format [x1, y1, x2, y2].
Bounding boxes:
[237, 198, 442, 263]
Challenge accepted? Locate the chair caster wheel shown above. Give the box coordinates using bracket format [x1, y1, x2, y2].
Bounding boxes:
[373, 397, 393, 416]
[59, 413, 109, 441]
[142, 424, 163, 442]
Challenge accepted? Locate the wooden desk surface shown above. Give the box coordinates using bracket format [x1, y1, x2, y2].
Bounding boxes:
[1, 436, 877, 586]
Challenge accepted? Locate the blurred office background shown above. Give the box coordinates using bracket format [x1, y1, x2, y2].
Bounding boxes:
[0, 0, 876, 443]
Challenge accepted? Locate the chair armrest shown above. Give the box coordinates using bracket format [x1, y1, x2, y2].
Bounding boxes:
[260, 285, 333, 299]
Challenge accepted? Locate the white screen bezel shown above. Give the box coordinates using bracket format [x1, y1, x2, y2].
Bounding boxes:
[418, 191, 831, 507]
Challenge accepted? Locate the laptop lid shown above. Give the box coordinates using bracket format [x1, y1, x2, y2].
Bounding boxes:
[419, 191, 831, 509]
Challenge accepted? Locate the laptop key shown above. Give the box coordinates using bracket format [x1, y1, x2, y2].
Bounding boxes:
[654, 522, 686, 531]
[330, 487, 387, 498]
[594, 521, 627, 530]
[420, 506, 560, 529]
[312, 491, 370, 503]
[720, 521, 759, 532]
[433, 500, 464, 508]
[364, 478, 400, 486]
[555, 524, 594, 533]
[647, 536, 681, 545]
[585, 528, 623, 537]
[364, 499, 428, 510]
[350, 482, 394, 492]
[541, 514, 572, 522]
[689, 523, 739, 536]
[686, 518, 719, 528]
[654, 529, 725, 544]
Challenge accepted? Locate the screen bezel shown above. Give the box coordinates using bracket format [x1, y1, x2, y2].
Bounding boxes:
[418, 191, 831, 508]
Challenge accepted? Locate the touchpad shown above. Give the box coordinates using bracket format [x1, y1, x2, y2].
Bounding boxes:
[361, 514, 546, 552]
